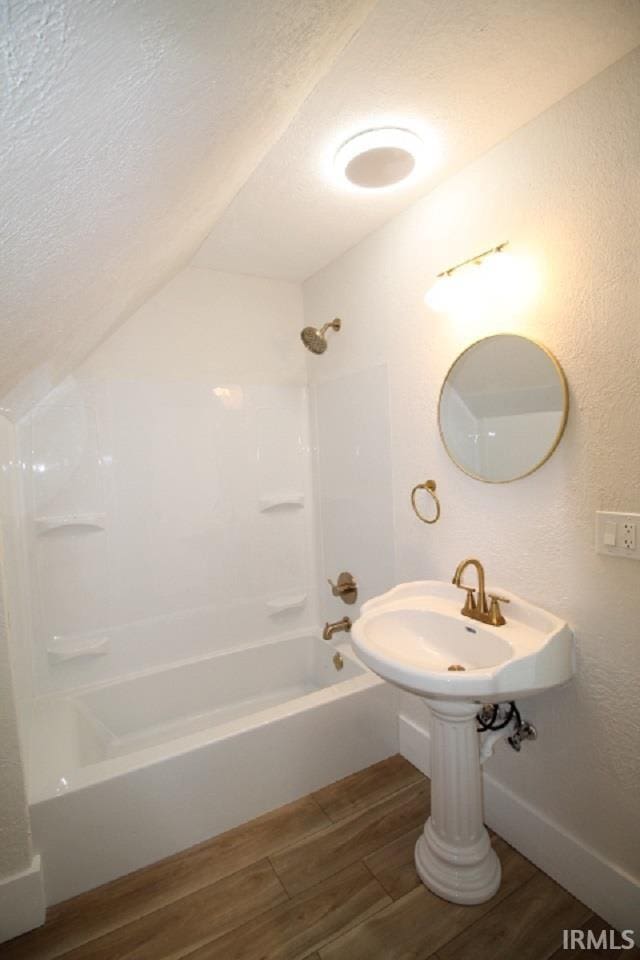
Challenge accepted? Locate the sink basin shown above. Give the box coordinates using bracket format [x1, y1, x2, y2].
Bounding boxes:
[351, 579, 574, 907]
[351, 580, 574, 701]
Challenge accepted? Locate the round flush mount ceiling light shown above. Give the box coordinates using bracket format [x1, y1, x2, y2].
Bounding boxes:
[334, 127, 428, 191]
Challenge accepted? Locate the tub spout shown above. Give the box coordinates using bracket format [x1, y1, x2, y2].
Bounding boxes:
[323, 617, 352, 641]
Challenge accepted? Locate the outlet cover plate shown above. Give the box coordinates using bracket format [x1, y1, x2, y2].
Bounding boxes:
[596, 511, 640, 561]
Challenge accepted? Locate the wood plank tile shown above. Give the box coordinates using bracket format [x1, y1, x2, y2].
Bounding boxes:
[319, 836, 537, 960]
[0, 795, 329, 960]
[181, 862, 391, 960]
[547, 914, 640, 959]
[271, 781, 430, 897]
[364, 826, 422, 899]
[312, 755, 425, 822]
[436, 870, 592, 960]
[53, 859, 286, 960]
[0, 758, 613, 960]
[364, 825, 495, 902]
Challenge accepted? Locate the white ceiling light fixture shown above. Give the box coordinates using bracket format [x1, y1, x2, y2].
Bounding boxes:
[334, 127, 430, 191]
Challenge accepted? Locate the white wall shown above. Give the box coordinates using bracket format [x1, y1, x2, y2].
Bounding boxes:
[0, 417, 34, 876]
[304, 47, 640, 890]
[0, 419, 32, 751]
[0, 567, 32, 880]
[16, 267, 317, 697]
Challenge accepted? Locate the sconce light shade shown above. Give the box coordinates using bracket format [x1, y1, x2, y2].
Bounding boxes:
[424, 273, 457, 312]
[424, 273, 455, 313]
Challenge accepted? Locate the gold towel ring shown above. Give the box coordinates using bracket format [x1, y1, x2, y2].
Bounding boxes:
[411, 479, 441, 525]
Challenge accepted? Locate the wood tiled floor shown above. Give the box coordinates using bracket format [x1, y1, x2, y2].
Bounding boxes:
[1, 755, 634, 960]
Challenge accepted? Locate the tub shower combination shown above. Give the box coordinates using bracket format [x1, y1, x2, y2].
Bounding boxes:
[16, 316, 399, 904]
[29, 633, 397, 903]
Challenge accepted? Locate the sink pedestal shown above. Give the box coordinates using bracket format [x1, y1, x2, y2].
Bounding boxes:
[415, 698, 501, 905]
[352, 580, 574, 900]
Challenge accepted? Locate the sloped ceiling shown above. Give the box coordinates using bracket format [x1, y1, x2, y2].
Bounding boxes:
[0, 0, 375, 416]
[195, 0, 640, 281]
[3, 1, 640, 417]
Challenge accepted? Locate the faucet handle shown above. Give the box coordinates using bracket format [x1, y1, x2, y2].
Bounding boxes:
[487, 594, 509, 626]
[327, 572, 358, 605]
[457, 585, 477, 616]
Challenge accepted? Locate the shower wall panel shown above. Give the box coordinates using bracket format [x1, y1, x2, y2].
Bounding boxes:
[310, 365, 395, 626]
[16, 268, 317, 696]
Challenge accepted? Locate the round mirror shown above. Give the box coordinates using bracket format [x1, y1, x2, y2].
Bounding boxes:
[438, 334, 568, 483]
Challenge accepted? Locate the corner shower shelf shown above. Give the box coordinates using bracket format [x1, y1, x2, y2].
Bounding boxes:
[266, 593, 307, 615]
[258, 494, 304, 512]
[47, 635, 110, 664]
[35, 513, 106, 535]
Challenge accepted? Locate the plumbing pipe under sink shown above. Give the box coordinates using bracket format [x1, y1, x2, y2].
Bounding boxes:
[479, 716, 519, 764]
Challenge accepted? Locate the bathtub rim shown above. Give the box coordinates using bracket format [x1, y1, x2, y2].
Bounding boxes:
[28, 635, 380, 805]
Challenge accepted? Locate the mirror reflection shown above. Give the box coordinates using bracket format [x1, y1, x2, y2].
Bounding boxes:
[439, 334, 568, 483]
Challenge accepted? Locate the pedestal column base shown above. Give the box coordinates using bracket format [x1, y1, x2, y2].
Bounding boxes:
[414, 697, 501, 905]
[415, 818, 501, 904]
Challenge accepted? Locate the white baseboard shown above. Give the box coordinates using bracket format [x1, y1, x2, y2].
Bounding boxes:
[0, 854, 46, 942]
[398, 712, 640, 933]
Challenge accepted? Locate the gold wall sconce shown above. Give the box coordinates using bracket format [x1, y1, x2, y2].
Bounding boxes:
[425, 241, 509, 313]
[411, 479, 441, 524]
[435, 242, 508, 279]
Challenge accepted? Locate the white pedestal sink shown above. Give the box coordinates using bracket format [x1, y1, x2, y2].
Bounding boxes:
[351, 580, 574, 905]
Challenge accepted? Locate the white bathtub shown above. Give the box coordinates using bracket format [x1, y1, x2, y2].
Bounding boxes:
[28, 633, 398, 904]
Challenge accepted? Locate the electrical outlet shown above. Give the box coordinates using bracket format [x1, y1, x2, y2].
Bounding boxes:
[596, 511, 640, 561]
[622, 519, 636, 551]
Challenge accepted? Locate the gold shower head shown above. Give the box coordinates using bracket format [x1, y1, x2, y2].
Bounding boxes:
[300, 318, 342, 354]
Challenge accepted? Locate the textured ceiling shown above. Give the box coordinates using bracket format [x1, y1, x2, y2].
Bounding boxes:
[0, 0, 374, 415]
[195, 0, 640, 282]
[3, 1, 640, 416]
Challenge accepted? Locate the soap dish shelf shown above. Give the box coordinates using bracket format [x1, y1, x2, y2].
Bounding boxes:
[47, 635, 110, 664]
[258, 494, 304, 513]
[35, 514, 106, 535]
[266, 594, 307, 615]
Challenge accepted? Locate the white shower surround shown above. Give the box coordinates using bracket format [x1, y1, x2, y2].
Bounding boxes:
[4, 266, 400, 912]
[15, 270, 318, 703]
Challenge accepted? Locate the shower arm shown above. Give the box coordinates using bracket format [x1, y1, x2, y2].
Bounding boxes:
[319, 319, 341, 336]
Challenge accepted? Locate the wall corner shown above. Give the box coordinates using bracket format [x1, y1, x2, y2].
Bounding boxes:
[0, 854, 45, 942]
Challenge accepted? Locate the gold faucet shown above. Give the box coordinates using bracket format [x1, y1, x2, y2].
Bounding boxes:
[452, 558, 509, 627]
[323, 617, 352, 641]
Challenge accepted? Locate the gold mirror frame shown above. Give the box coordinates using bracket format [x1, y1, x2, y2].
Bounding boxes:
[438, 334, 569, 484]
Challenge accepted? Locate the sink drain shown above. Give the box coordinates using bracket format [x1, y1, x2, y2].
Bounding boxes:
[447, 664, 466, 671]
